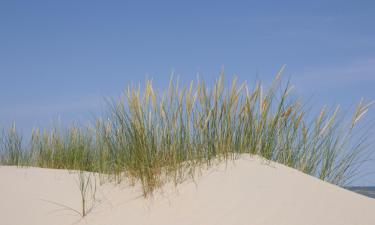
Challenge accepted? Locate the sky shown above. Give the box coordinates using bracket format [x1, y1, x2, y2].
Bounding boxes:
[1, 0, 375, 184]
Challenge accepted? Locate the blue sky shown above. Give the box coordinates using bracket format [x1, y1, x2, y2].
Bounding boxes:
[1, 1, 374, 184]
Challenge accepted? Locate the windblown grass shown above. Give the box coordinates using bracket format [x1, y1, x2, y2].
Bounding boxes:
[0, 71, 373, 196]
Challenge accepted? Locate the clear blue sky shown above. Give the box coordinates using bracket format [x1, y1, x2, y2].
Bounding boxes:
[1, 0, 374, 184]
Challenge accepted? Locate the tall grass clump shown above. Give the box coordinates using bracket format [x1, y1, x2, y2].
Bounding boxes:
[0, 123, 24, 165]
[97, 72, 373, 194]
[28, 125, 95, 171]
[0, 69, 373, 196]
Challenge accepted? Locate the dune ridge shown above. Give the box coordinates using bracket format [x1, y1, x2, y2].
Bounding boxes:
[1, 155, 374, 225]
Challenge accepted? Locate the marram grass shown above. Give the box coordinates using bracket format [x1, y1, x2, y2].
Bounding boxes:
[0, 72, 373, 196]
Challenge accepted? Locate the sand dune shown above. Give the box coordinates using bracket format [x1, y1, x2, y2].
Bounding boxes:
[1, 155, 374, 225]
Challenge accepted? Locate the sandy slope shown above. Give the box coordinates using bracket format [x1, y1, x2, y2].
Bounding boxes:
[1, 155, 374, 225]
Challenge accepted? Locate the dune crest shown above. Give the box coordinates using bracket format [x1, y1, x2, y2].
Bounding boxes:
[1, 155, 374, 225]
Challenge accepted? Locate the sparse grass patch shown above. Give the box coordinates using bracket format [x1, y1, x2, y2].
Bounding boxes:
[77, 170, 97, 217]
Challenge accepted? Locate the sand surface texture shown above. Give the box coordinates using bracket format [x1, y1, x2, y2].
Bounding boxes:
[1, 156, 374, 225]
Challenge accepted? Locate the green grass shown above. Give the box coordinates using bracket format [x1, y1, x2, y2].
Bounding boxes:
[0, 71, 373, 197]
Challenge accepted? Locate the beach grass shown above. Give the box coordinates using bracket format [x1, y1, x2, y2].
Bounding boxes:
[0, 71, 373, 197]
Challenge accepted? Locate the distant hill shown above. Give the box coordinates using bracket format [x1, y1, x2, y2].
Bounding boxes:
[346, 187, 375, 199]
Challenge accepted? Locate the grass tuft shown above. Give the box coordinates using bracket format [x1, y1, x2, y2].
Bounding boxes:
[0, 70, 373, 196]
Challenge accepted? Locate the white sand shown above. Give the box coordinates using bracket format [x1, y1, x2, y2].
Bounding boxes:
[1, 155, 374, 225]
